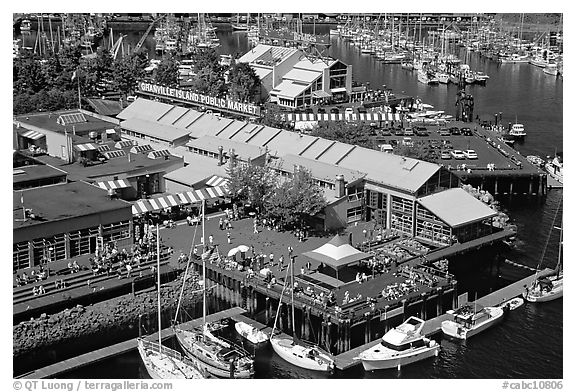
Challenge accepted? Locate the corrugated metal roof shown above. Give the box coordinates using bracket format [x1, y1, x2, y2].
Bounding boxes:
[315, 141, 355, 164]
[186, 135, 267, 160]
[417, 188, 497, 228]
[214, 120, 249, 139]
[230, 124, 264, 143]
[272, 80, 309, 99]
[185, 113, 230, 138]
[275, 154, 366, 184]
[117, 98, 173, 121]
[336, 147, 440, 194]
[164, 154, 229, 187]
[172, 109, 204, 128]
[252, 66, 272, 80]
[298, 137, 335, 159]
[259, 131, 316, 157]
[283, 68, 322, 83]
[157, 106, 191, 125]
[293, 57, 337, 72]
[121, 118, 191, 142]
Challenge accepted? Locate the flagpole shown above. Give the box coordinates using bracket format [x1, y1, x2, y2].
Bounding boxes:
[21, 192, 26, 221]
[77, 69, 82, 110]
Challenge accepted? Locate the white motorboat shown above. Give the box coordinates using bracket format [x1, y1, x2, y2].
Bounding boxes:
[509, 123, 526, 137]
[435, 72, 450, 84]
[545, 155, 563, 184]
[501, 297, 524, 311]
[138, 224, 206, 379]
[441, 303, 505, 340]
[356, 316, 439, 371]
[235, 321, 269, 345]
[270, 256, 334, 372]
[174, 200, 254, 378]
[543, 63, 558, 76]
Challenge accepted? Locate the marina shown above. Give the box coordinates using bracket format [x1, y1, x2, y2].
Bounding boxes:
[12, 12, 562, 381]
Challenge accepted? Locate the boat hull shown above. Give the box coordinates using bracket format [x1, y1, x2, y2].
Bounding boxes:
[525, 278, 563, 302]
[235, 322, 269, 345]
[359, 345, 439, 371]
[441, 307, 504, 340]
[137, 338, 205, 379]
[270, 337, 333, 372]
[174, 328, 254, 378]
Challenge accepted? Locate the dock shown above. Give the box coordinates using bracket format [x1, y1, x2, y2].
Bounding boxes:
[547, 175, 563, 189]
[333, 269, 553, 371]
[19, 307, 246, 379]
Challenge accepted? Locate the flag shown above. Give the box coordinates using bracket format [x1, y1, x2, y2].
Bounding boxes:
[71, 70, 77, 81]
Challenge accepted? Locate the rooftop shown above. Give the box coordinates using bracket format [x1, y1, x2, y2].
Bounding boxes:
[13, 164, 67, 186]
[417, 188, 498, 228]
[186, 135, 267, 161]
[272, 80, 310, 99]
[283, 68, 322, 84]
[84, 98, 128, 117]
[15, 110, 116, 135]
[274, 154, 366, 185]
[13, 181, 132, 229]
[117, 98, 173, 121]
[164, 154, 229, 187]
[238, 44, 299, 67]
[293, 57, 338, 72]
[120, 118, 191, 143]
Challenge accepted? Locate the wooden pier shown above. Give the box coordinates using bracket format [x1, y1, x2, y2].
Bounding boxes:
[19, 307, 246, 379]
[333, 269, 553, 370]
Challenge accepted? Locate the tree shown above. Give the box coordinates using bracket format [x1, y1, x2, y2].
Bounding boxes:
[265, 167, 326, 230]
[310, 122, 376, 149]
[154, 55, 179, 87]
[112, 51, 148, 96]
[190, 48, 221, 74]
[14, 56, 46, 94]
[227, 62, 261, 103]
[260, 104, 291, 129]
[226, 161, 278, 212]
[189, 66, 227, 97]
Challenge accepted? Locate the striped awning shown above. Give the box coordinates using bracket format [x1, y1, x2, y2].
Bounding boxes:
[96, 179, 131, 190]
[132, 199, 153, 215]
[74, 143, 98, 151]
[130, 144, 154, 154]
[285, 112, 402, 123]
[97, 145, 111, 152]
[148, 149, 172, 159]
[102, 150, 126, 159]
[115, 140, 135, 149]
[205, 175, 230, 187]
[177, 185, 229, 205]
[131, 194, 186, 215]
[21, 130, 45, 140]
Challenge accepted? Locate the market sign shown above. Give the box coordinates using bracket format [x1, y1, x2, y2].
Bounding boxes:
[138, 82, 261, 116]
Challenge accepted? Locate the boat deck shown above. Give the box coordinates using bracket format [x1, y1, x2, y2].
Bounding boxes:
[19, 307, 246, 379]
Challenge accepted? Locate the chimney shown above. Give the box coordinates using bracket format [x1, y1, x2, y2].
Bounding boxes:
[218, 145, 224, 165]
[335, 174, 345, 198]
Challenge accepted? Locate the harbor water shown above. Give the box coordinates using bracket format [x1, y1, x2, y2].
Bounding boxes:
[15, 23, 563, 379]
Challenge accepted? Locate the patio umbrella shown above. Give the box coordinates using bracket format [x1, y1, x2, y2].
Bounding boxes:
[227, 247, 240, 257]
[237, 245, 250, 253]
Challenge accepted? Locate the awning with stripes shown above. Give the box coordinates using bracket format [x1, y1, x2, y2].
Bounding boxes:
[148, 149, 172, 159]
[97, 145, 111, 152]
[131, 186, 230, 215]
[21, 130, 45, 140]
[130, 144, 154, 154]
[74, 143, 98, 151]
[285, 112, 402, 123]
[115, 140, 135, 149]
[102, 150, 126, 159]
[96, 179, 132, 190]
[205, 175, 230, 187]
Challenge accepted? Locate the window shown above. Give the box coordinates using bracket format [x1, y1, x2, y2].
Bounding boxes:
[69, 227, 99, 257]
[31, 234, 66, 265]
[347, 206, 363, 223]
[102, 221, 131, 243]
[13, 241, 30, 272]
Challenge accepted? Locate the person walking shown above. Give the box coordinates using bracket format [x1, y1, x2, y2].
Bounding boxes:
[219, 217, 224, 230]
[227, 232, 231, 244]
[209, 234, 214, 245]
[269, 252, 274, 266]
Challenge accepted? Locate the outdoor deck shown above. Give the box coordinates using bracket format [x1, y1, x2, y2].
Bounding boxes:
[19, 307, 246, 379]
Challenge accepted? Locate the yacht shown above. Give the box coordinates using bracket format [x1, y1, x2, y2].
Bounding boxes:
[509, 123, 526, 138]
[545, 155, 563, 184]
[356, 316, 439, 371]
[234, 321, 269, 345]
[441, 303, 504, 340]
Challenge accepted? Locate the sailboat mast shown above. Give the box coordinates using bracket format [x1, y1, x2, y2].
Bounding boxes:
[556, 222, 563, 277]
[156, 223, 162, 354]
[291, 257, 296, 340]
[202, 199, 206, 326]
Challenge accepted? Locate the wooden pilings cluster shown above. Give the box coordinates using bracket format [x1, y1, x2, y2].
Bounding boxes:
[462, 173, 548, 199]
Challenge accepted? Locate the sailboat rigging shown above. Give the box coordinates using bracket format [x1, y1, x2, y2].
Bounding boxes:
[137, 224, 205, 379]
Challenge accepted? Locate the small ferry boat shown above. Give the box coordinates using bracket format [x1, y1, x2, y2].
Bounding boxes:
[509, 123, 526, 138]
[441, 303, 505, 340]
[499, 54, 530, 64]
[526, 155, 546, 168]
[543, 63, 558, 76]
[234, 321, 269, 345]
[545, 155, 563, 183]
[356, 316, 439, 371]
[401, 61, 414, 70]
[474, 71, 490, 84]
[20, 19, 31, 32]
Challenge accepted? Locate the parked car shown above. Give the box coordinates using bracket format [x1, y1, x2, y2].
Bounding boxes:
[439, 128, 451, 136]
[450, 127, 461, 135]
[394, 128, 405, 136]
[345, 107, 354, 115]
[317, 107, 326, 114]
[357, 106, 367, 114]
[441, 150, 452, 159]
[403, 127, 414, 136]
[463, 149, 478, 159]
[380, 129, 392, 136]
[461, 127, 473, 136]
[414, 126, 429, 136]
[304, 107, 314, 114]
[330, 108, 339, 114]
[450, 149, 466, 159]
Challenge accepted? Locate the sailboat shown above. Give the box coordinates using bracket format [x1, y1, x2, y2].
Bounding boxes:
[270, 258, 335, 372]
[231, 13, 249, 31]
[137, 224, 206, 379]
[173, 200, 255, 378]
[524, 208, 563, 303]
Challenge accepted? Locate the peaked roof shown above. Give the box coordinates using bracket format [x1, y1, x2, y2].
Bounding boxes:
[302, 235, 371, 269]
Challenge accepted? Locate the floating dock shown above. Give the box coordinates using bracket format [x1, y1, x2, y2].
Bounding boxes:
[19, 307, 246, 379]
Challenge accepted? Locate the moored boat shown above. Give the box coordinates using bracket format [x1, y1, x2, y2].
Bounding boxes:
[545, 155, 563, 183]
[235, 321, 269, 345]
[509, 123, 526, 138]
[501, 297, 524, 311]
[543, 63, 558, 76]
[355, 316, 439, 371]
[441, 303, 505, 340]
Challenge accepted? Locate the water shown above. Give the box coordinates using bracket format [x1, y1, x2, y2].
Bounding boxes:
[15, 23, 563, 379]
